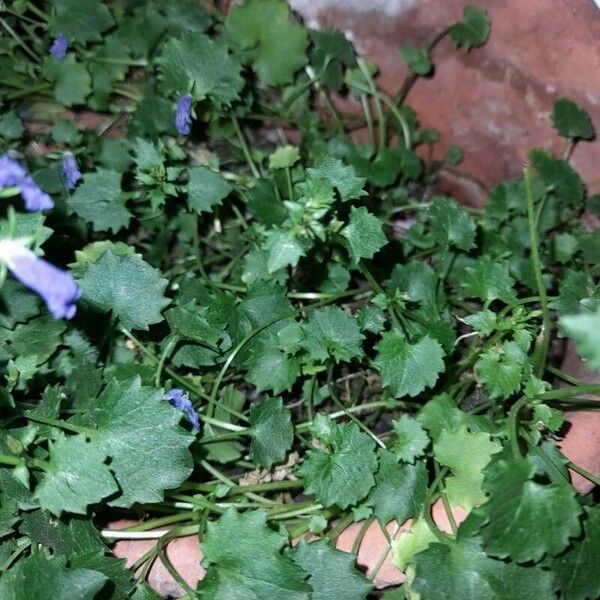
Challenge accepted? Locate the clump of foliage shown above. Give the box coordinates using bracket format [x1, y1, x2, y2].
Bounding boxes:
[0, 1, 599, 598]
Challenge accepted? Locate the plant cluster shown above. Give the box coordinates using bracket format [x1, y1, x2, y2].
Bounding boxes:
[0, 1, 599, 598]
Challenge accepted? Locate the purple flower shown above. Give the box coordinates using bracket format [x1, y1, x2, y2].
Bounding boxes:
[49, 34, 70, 60]
[0, 239, 80, 319]
[175, 95, 192, 135]
[0, 155, 54, 212]
[163, 388, 200, 432]
[61, 153, 82, 191]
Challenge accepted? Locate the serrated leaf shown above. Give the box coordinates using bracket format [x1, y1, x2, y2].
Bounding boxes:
[249, 397, 294, 468]
[433, 426, 501, 511]
[299, 416, 377, 508]
[367, 450, 427, 525]
[0, 552, 107, 600]
[187, 166, 232, 214]
[300, 306, 364, 363]
[392, 519, 438, 570]
[246, 345, 300, 394]
[475, 337, 530, 400]
[374, 332, 445, 398]
[45, 55, 92, 106]
[529, 149, 583, 205]
[68, 170, 130, 233]
[69, 378, 194, 507]
[390, 414, 429, 463]
[342, 206, 388, 262]
[418, 394, 495, 441]
[226, 0, 309, 86]
[429, 196, 476, 250]
[450, 6, 491, 50]
[10, 316, 66, 364]
[480, 457, 582, 562]
[412, 536, 555, 600]
[158, 33, 243, 106]
[462, 309, 497, 335]
[461, 256, 516, 304]
[69, 552, 134, 600]
[199, 508, 310, 599]
[79, 250, 169, 330]
[51, 0, 114, 43]
[551, 506, 600, 600]
[306, 156, 366, 201]
[560, 310, 600, 371]
[269, 146, 300, 169]
[263, 228, 308, 273]
[292, 539, 372, 600]
[399, 45, 431, 75]
[551, 98, 594, 140]
[34, 434, 118, 516]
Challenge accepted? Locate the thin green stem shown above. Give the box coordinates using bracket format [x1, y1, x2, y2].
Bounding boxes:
[357, 58, 386, 151]
[508, 397, 529, 459]
[537, 384, 600, 401]
[394, 26, 452, 106]
[155, 336, 178, 387]
[24, 413, 95, 437]
[232, 115, 260, 178]
[567, 461, 600, 487]
[360, 94, 376, 147]
[0, 17, 40, 62]
[524, 167, 550, 376]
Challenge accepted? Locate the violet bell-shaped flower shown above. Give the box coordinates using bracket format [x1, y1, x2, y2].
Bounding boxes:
[0, 239, 80, 319]
[49, 34, 70, 60]
[61, 153, 82, 191]
[175, 95, 193, 135]
[0, 155, 54, 212]
[163, 388, 200, 432]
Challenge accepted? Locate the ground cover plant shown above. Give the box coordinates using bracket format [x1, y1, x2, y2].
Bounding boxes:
[0, 0, 599, 598]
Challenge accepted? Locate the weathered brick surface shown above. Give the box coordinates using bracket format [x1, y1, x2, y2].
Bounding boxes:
[291, 0, 600, 189]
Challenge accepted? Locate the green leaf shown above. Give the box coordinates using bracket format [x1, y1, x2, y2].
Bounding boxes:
[374, 332, 445, 398]
[307, 156, 366, 201]
[399, 45, 431, 75]
[226, 0, 309, 86]
[68, 170, 130, 233]
[246, 345, 300, 394]
[69, 552, 134, 600]
[263, 228, 308, 273]
[341, 207, 388, 263]
[34, 434, 118, 517]
[158, 33, 243, 106]
[392, 519, 438, 570]
[51, 0, 114, 43]
[450, 6, 491, 50]
[269, 146, 300, 169]
[462, 309, 497, 335]
[412, 536, 555, 600]
[187, 166, 232, 214]
[480, 457, 582, 562]
[0, 552, 107, 600]
[429, 196, 476, 250]
[433, 426, 501, 511]
[367, 450, 427, 525]
[390, 414, 429, 463]
[551, 98, 594, 140]
[300, 306, 364, 363]
[551, 506, 600, 600]
[10, 316, 66, 364]
[475, 337, 530, 400]
[249, 397, 294, 468]
[529, 149, 583, 205]
[70, 378, 194, 507]
[45, 55, 92, 106]
[418, 394, 495, 442]
[199, 508, 310, 599]
[79, 250, 169, 330]
[292, 539, 372, 600]
[299, 415, 377, 508]
[0, 111, 23, 140]
[560, 310, 600, 371]
[461, 256, 516, 304]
